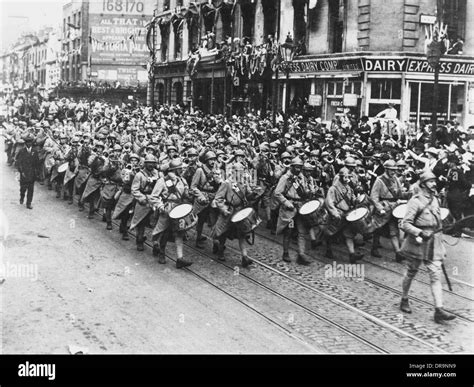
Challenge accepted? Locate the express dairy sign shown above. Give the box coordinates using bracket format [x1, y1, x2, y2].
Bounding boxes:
[364, 58, 474, 76]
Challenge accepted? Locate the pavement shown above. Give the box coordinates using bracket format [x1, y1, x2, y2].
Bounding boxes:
[0, 148, 313, 354]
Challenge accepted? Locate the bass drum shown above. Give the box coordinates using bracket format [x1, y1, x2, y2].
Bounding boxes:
[169, 203, 198, 232]
[231, 207, 261, 237]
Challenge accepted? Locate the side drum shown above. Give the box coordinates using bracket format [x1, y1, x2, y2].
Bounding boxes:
[169, 203, 198, 232]
[298, 199, 327, 228]
[231, 207, 261, 237]
[346, 207, 374, 234]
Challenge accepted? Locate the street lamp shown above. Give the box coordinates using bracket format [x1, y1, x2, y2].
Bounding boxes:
[425, 22, 448, 146]
[280, 33, 295, 133]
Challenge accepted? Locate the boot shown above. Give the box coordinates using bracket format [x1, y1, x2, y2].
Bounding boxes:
[395, 252, 405, 263]
[296, 253, 311, 266]
[212, 241, 219, 254]
[400, 298, 412, 314]
[176, 258, 192, 269]
[217, 244, 226, 261]
[371, 248, 382, 258]
[106, 222, 112, 230]
[241, 256, 253, 268]
[434, 308, 456, 323]
[282, 252, 291, 263]
[349, 252, 364, 263]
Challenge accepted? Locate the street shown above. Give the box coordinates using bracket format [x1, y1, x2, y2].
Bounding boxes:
[1, 143, 473, 354]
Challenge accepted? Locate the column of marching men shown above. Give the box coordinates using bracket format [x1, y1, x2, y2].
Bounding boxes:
[3, 101, 474, 323]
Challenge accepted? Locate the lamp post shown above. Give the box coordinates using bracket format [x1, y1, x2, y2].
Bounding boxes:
[280, 33, 295, 134]
[425, 22, 447, 146]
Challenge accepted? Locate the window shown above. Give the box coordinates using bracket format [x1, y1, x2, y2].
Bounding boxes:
[370, 79, 401, 100]
[440, 0, 466, 41]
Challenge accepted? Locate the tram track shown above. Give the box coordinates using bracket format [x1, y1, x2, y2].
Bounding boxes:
[252, 227, 474, 321]
[29, 175, 467, 353]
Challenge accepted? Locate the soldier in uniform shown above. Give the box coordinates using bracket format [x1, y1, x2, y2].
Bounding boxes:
[130, 154, 159, 251]
[16, 134, 40, 209]
[50, 133, 70, 199]
[253, 143, 276, 230]
[399, 171, 456, 323]
[150, 159, 193, 268]
[191, 151, 221, 249]
[113, 153, 140, 240]
[76, 133, 92, 211]
[370, 159, 410, 262]
[63, 137, 80, 204]
[81, 141, 107, 219]
[324, 167, 363, 263]
[274, 157, 313, 265]
[212, 162, 261, 267]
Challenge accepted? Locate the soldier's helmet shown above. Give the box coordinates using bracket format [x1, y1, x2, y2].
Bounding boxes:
[338, 167, 350, 177]
[419, 171, 437, 184]
[344, 157, 357, 167]
[144, 154, 157, 164]
[383, 159, 398, 170]
[168, 158, 183, 171]
[203, 151, 217, 161]
[290, 157, 304, 167]
[187, 148, 198, 157]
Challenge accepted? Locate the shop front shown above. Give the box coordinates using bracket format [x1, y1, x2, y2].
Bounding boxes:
[283, 53, 474, 129]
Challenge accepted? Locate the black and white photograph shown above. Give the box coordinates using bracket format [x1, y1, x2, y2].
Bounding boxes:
[0, 0, 473, 383]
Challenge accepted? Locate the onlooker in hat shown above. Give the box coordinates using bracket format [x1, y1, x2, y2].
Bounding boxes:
[16, 134, 40, 209]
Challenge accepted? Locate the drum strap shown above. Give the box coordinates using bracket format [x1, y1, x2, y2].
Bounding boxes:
[380, 176, 399, 200]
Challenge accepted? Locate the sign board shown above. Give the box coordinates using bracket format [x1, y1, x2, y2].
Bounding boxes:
[89, 0, 154, 80]
[330, 100, 343, 107]
[364, 57, 474, 76]
[280, 58, 363, 74]
[343, 93, 358, 107]
[420, 14, 437, 24]
[308, 94, 322, 106]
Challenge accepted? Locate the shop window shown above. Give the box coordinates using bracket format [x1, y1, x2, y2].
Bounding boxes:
[371, 79, 401, 100]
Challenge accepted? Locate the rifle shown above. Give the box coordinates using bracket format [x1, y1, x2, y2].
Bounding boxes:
[417, 215, 474, 291]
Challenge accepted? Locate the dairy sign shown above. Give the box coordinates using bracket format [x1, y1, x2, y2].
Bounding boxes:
[364, 57, 474, 76]
[89, 0, 155, 65]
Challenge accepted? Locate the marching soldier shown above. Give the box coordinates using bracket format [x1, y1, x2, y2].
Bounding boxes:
[130, 154, 159, 251]
[112, 153, 140, 240]
[370, 159, 410, 262]
[150, 159, 193, 268]
[81, 141, 107, 219]
[324, 167, 363, 263]
[274, 157, 313, 265]
[63, 137, 80, 204]
[76, 133, 92, 211]
[399, 171, 456, 323]
[212, 162, 262, 267]
[191, 151, 221, 249]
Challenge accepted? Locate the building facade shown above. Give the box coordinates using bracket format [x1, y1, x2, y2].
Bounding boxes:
[61, 0, 154, 86]
[151, 0, 474, 128]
